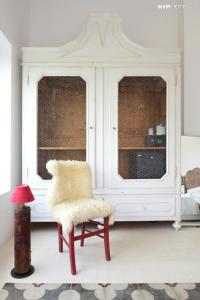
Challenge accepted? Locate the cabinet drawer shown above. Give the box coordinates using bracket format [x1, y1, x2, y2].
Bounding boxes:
[105, 196, 176, 217]
[31, 202, 50, 218]
[29, 194, 105, 221]
[28, 196, 51, 220]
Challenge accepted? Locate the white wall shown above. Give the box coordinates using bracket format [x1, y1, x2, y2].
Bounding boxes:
[184, 0, 200, 136]
[0, 0, 29, 48]
[0, 32, 11, 195]
[181, 136, 200, 175]
[0, 0, 29, 246]
[26, 0, 182, 48]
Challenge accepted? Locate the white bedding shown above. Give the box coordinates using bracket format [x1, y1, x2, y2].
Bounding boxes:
[187, 186, 200, 204]
[181, 187, 200, 215]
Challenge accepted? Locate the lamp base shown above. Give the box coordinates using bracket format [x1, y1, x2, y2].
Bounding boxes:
[11, 265, 34, 278]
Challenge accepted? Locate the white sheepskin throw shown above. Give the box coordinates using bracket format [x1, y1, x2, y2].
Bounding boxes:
[46, 160, 115, 233]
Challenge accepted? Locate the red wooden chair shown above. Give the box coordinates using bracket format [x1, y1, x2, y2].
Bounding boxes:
[46, 160, 115, 275]
[57, 217, 111, 275]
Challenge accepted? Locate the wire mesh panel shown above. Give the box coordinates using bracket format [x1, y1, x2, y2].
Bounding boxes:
[38, 76, 86, 179]
[118, 76, 166, 179]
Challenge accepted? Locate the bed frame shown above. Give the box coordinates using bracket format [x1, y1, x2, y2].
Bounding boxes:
[183, 168, 200, 192]
[181, 167, 200, 226]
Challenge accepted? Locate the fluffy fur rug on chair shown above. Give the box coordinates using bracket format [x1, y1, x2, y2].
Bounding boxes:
[46, 160, 115, 233]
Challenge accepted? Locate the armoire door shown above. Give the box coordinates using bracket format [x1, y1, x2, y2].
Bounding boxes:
[104, 67, 177, 191]
[22, 67, 95, 189]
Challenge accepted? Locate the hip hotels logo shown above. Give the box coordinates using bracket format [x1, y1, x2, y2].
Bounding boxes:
[157, 4, 191, 9]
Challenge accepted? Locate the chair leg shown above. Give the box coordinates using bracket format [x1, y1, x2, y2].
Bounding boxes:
[57, 223, 63, 253]
[104, 217, 111, 261]
[69, 226, 77, 275]
[80, 223, 85, 247]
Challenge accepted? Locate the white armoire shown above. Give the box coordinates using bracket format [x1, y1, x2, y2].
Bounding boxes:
[22, 14, 181, 229]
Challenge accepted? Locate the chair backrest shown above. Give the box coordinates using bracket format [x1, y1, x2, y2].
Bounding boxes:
[46, 160, 93, 208]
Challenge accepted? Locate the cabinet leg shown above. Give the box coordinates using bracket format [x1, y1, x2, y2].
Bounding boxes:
[172, 221, 182, 231]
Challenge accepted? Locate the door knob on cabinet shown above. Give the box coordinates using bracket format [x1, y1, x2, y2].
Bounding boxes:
[113, 127, 116, 130]
[89, 126, 94, 129]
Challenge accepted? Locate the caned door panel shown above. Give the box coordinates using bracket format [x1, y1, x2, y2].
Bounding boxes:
[103, 67, 176, 191]
[23, 67, 95, 189]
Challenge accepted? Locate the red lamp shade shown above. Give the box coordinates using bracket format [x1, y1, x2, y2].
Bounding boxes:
[11, 185, 34, 204]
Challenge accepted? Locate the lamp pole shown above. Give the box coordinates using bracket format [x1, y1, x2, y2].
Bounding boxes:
[10, 185, 35, 278]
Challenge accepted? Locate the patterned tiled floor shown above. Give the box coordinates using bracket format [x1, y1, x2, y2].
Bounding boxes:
[1, 283, 200, 300]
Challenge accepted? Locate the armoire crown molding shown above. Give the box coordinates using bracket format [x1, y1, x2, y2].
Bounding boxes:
[22, 14, 181, 66]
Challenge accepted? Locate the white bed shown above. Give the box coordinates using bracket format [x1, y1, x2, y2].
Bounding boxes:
[181, 136, 200, 221]
[181, 168, 200, 220]
[181, 192, 200, 220]
[181, 193, 199, 216]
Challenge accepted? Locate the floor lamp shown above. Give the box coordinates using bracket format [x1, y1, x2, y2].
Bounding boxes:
[11, 185, 35, 278]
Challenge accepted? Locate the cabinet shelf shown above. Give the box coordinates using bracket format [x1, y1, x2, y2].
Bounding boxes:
[119, 147, 166, 150]
[39, 147, 166, 151]
[39, 147, 86, 150]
